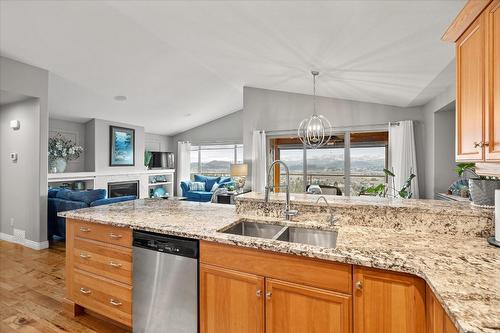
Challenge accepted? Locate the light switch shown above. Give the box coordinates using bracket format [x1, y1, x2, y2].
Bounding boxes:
[10, 120, 20, 130]
[10, 152, 18, 162]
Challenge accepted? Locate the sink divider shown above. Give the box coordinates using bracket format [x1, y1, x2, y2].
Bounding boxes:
[272, 226, 289, 240]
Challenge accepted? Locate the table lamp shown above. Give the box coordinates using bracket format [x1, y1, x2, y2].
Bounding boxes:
[230, 163, 248, 191]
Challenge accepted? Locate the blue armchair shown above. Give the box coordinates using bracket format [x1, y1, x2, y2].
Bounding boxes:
[48, 188, 136, 239]
[180, 175, 235, 202]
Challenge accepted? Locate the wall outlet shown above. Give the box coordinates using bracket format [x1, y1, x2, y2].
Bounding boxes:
[13, 228, 25, 244]
[10, 218, 14, 227]
[10, 152, 18, 162]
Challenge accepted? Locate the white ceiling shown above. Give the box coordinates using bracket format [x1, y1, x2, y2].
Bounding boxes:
[0, 0, 464, 135]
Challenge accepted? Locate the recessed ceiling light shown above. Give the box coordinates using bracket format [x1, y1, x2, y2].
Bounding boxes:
[114, 95, 127, 101]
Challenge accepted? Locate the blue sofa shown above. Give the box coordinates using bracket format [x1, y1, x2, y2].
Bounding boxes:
[180, 175, 235, 202]
[48, 188, 136, 239]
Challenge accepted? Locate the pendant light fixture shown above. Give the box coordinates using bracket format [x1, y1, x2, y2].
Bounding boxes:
[298, 71, 332, 149]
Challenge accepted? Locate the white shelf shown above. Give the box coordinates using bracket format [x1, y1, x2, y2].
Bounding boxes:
[148, 182, 173, 187]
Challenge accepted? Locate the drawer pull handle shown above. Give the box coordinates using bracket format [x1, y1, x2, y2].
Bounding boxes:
[79, 252, 91, 259]
[109, 233, 123, 239]
[110, 299, 122, 306]
[79, 227, 91, 232]
[109, 261, 122, 268]
[79, 287, 91, 294]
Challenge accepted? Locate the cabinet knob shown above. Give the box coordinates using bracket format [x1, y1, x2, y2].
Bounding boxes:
[483, 141, 490, 147]
[256, 289, 262, 297]
[473, 141, 486, 148]
[109, 299, 122, 306]
[355, 281, 363, 290]
[266, 291, 272, 300]
[79, 227, 90, 232]
[79, 287, 91, 294]
[109, 261, 122, 268]
[109, 233, 123, 239]
[79, 252, 91, 259]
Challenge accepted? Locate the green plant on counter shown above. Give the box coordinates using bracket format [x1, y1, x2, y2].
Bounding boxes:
[455, 162, 498, 180]
[360, 168, 416, 199]
[144, 150, 153, 168]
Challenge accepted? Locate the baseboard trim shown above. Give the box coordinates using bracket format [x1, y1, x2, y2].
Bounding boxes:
[0, 232, 49, 250]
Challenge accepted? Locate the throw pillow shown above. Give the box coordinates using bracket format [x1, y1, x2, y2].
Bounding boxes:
[194, 174, 220, 192]
[211, 182, 220, 192]
[190, 181, 206, 191]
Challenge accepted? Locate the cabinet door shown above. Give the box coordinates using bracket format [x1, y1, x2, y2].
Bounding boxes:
[486, 0, 500, 160]
[266, 278, 352, 333]
[426, 286, 458, 333]
[456, 15, 486, 161]
[353, 267, 426, 333]
[200, 264, 264, 333]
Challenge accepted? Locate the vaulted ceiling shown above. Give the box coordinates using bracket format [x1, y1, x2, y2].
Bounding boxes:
[0, 1, 464, 135]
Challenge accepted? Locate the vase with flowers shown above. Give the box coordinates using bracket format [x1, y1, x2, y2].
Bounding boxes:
[48, 134, 84, 173]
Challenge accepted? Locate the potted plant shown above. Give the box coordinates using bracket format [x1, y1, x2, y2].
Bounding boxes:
[48, 134, 83, 173]
[360, 168, 416, 199]
[455, 163, 500, 206]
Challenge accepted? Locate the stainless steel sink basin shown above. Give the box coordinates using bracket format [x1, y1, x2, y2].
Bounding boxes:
[219, 220, 338, 248]
[275, 227, 338, 248]
[221, 220, 284, 239]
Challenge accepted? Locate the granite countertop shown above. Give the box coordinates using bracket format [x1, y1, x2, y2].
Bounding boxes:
[60, 199, 499, 333]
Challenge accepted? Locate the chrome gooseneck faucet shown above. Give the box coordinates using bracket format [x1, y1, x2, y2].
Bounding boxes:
[315, 195, 337, 226]
[265, 160, 298, 220]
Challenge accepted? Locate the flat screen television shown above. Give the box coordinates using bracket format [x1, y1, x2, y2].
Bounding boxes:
[149, 152, 175, 169]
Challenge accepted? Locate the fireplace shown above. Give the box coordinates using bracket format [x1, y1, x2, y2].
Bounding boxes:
[108, 181, 139, 198]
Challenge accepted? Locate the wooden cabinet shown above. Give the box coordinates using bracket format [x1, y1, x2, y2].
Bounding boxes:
[447, 0, 500, 165]
[266, 279, 351, 333]
[353, 267, 426, 333]
[65, 218, 132, 327]
[200, 264, 264, 333]
[426, 286, 459, 333]
[200, 241, 352, 333]
[485, 0, 500, 160]
[456, 15, 486, 161]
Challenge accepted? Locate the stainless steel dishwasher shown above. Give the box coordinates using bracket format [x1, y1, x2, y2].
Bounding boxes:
[133, 230, 198, 333]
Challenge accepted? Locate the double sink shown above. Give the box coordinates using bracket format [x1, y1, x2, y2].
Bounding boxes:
[219, 219, 338, 248]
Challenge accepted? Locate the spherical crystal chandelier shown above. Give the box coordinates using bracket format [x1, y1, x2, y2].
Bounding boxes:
[298, 71, 332, 149]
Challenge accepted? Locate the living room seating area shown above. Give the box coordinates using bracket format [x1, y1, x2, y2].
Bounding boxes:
[180, 175, 235, 202]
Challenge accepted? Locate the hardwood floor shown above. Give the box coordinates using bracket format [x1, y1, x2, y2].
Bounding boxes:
[0, 240, 130, 333]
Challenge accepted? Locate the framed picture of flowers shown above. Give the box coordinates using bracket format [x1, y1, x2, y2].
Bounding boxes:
[109, 126, 135, 166]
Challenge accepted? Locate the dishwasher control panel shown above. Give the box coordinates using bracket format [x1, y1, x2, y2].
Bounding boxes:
[133, 230, 199, 259]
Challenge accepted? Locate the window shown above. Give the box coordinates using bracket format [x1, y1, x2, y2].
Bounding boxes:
[270, 131, 387, 196]
[190, 144, 243, 178]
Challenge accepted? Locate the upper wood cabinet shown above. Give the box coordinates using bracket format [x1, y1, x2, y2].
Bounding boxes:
[456, 15, 486, 161]
[266, 279, 352, 333]
[450, 0, 500, 163]
[485, 0, 500, 160]
[200, 264, 265, 333]
[353, 267, 426, 333]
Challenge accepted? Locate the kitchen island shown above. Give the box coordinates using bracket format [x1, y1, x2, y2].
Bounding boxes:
[60, 196, 498, 333]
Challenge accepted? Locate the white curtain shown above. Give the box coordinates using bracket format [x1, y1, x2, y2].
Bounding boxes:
[388, 120, 419, 198]
[251, 130, 267, 192]
[177, 141, 191, 195]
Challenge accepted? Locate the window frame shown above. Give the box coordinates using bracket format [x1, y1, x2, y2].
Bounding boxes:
[190, 143, 243, 177]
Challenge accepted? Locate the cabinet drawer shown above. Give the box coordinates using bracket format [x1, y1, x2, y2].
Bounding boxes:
[74, 238, 132, 285]
[72, 220, 132, 248]
[72, 269, 132, 327]
[201, 241, 352, 294]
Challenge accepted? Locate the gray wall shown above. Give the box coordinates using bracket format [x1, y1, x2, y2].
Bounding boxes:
[92, 118, 146, 172]
[422, 85, 456, 199]
[0, 99, 41, 242]
[145, 133, 174, 152]
[242, 87, 427, 196]
[49, 118, 86, 172]
[434, 105, 456, 193]
[173, 110, 243, 145]
[0, 57, 49, 244]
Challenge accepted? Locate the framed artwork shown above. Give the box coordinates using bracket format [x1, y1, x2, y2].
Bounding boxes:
[109, 126, 135, 166]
